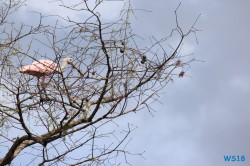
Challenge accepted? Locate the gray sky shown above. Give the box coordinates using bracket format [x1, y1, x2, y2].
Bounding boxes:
[13, 0, 250, 165]
[126, 1, 250, 166]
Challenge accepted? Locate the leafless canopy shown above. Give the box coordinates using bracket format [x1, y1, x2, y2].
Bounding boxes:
[0, 0, 200, 165]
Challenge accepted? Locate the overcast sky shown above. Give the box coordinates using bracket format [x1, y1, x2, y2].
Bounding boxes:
[125, 1, 250, 166]
[15, 0, 250, 165]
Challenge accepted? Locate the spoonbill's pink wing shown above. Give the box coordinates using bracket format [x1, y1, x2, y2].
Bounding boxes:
[20, 59, 57, 76]
[32, 60, 57, 75]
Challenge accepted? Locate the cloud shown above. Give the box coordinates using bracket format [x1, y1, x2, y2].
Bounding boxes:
[6, 0, 250, 165]
[21, 0, 124, 22]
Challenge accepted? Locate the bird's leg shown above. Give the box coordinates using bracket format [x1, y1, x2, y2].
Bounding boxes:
[37, 77, 44, 105]
[37, 77, 41, 92]
[41, 76, 49, 101]
[37, 76, 47, 104]
[41, 76, 48, 94]
[41, 76, 45, 89]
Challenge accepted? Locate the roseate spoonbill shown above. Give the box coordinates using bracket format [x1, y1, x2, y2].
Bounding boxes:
[20, 58, 72, 88]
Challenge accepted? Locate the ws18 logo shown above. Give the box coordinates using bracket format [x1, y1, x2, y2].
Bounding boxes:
[224, 155, 245, 162]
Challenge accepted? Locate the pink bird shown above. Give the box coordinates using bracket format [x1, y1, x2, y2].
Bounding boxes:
[20, 58, 72, 88]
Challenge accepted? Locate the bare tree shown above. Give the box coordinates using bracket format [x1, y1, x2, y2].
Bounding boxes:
[0, 0, 200, 165]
